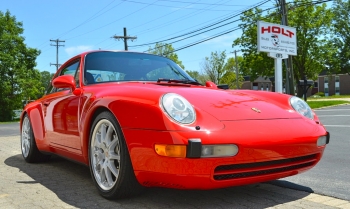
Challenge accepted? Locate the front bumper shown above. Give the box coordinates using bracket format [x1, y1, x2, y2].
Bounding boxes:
[123, 118, 328, 189]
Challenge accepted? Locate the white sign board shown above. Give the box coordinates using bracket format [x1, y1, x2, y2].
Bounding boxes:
[257, 21, 297, 56]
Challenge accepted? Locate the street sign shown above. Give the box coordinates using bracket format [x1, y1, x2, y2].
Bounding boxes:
[257, 21, 297, 93]
[257, 21, 297, 55]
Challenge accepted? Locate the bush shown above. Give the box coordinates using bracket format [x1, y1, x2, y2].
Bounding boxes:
[314, 92, 325, 97]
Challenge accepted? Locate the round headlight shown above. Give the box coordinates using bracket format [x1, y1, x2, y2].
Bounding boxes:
[160, 93, 196, 124]
[290, 96, 314, 120]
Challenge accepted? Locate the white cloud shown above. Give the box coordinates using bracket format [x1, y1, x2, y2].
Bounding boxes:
[65, 45, 93, 56]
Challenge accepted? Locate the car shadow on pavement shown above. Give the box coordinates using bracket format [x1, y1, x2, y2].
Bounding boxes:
[5, 154, 313, 209]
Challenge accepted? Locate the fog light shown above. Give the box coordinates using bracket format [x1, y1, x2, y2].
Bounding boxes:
[155, 144, 186, 158]
[201, 144, 238, 158]
[317, 136, 327, 146]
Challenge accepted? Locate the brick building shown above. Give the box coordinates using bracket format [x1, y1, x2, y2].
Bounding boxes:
[317, 74, 350, 96]
[241, 76, 273, 91]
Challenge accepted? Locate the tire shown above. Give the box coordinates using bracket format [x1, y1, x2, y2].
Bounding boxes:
[89, 111, 144, 199]
[21, 115, 50, 163]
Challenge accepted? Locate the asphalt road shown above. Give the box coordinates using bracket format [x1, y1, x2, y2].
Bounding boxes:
[1, 104, 349, 206]
[272, 104, 350, 201]
[0, 122, 20, 137]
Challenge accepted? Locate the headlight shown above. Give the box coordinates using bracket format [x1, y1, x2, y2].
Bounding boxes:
[290, 96, 314, 120]
[160, 93, 196, 124]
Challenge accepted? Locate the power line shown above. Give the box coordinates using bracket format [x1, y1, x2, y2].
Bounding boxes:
[163, 0, 333, 54]
[163, 26, 241, 54]
[58, 1, 123, 39]
[120, 0, 265, 11]
[97, 0, 235, 50]
[156, 0, 270, 7]
[64, 0, 160, 41]
[127, 0, 202, 31]
[130, 0, 270, 48]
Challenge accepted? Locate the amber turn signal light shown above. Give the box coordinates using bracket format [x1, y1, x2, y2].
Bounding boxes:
[155, 144, 187, 158]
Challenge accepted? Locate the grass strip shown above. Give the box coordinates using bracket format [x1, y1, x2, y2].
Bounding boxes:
[307, 100, 349, 109]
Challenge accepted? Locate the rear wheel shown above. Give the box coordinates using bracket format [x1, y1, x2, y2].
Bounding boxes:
[89, 111, 143, 199]
[21, 115, 50, 163]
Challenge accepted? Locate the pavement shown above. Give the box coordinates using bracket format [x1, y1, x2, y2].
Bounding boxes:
[1, 135, 350, 209]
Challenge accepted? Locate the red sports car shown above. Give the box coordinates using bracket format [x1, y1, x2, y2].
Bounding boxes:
[20, 50, 329, 199]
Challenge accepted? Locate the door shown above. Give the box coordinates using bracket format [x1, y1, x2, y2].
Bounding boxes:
[42, 60, 82, 154]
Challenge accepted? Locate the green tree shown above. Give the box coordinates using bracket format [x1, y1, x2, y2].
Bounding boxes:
[222, 57, 245, 89]
[330, 0, 350, 75]
[233, 0, 333, 95]
[200, 51, 240, 88]
[0, 10, 40, 121]
[186, 70, 209, 84]
[148, 42, 185, 69]
[40, 71, 54, 96]
[232, 8, 276, 80]
[19, 69, 44, 102]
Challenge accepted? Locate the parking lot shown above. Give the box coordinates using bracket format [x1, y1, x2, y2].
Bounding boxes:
[1, 135, 350, 209]
[1, 103, 350, 209]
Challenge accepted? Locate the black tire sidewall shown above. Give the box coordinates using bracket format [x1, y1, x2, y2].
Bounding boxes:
[21, 115, 39, 162]
[88, 111, 131, 199]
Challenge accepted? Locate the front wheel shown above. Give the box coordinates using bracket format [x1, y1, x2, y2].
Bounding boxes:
[89, 111, 143, 199]
[21, 115, 50, 163]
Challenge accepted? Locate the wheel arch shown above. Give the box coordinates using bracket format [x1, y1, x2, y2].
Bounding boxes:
[82, 106, 120, 165]
[21, 104, 46, 149]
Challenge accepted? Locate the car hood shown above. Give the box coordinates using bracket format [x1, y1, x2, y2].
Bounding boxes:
[90, 82, 299, 121]
[168, 87, 298, 121]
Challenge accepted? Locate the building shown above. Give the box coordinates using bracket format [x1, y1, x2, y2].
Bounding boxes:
[318, 74, 350, 96]
[241, 76, 273, 91]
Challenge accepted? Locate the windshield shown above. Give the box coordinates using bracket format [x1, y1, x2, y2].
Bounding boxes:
[84, 51, 195, 84]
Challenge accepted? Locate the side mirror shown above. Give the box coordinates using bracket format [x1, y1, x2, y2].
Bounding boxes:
[52, 75, 76, 91]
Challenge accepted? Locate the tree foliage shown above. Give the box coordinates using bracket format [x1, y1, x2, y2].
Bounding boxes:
[232, 8, 276, 80]
[148, 42, 185, 69]
[222, 57, 245, 89]
[330, 0, 350, 75]
[186, 70, 209, 84]
[233, 0, 334, 91]
[40, 71, 54, 96]
[200, 51, 242, 89]
[288, 0, 333, 81]
[0, 10, 40, 121]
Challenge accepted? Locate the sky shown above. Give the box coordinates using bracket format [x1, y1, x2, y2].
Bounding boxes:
[1, 0, 276, 74]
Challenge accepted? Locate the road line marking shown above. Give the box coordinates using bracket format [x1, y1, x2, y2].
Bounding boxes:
[316, 109, 350, 111]
[324, 125, 350, 127]
[318, 115, 350, 117]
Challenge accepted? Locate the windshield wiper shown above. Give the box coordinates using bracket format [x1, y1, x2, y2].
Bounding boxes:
[157, 78, 202, 85]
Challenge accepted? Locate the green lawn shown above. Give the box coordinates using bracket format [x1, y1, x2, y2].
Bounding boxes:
[0, 120, 19, 124]
[307, 100, 350, 109]
[308, 95, 350, 100]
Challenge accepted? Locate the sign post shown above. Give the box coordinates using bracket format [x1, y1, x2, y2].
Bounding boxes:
[257, 21, 297, 93]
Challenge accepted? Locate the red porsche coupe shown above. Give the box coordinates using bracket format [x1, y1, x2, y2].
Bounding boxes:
[20, 50, 329, 199]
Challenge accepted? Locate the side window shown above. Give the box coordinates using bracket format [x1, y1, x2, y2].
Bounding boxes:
[48, 61, 80, 94]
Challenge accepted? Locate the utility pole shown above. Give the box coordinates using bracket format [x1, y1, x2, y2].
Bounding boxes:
[230, 50, 240, 89]
[280, 0, 295, 95]
[50, 39, 65, 71]
[234, 50, 240, 89]
[112, 27, 137, 51]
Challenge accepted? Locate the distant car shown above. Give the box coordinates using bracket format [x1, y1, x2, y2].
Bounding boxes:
[20, 50, 329, 199]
